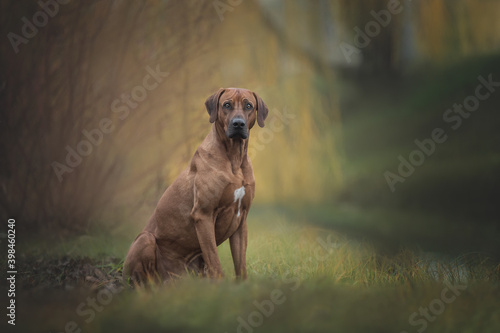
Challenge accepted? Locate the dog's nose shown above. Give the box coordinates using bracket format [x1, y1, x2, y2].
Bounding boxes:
[232, 118, 246, 129]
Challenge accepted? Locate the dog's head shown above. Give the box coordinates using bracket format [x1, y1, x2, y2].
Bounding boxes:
[205, 88, 269, 139]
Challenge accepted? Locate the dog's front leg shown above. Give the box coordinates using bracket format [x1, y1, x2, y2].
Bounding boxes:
[192, 216, 222, 278]
[230, 218, 247, 280]
[190, 184, 222, 278]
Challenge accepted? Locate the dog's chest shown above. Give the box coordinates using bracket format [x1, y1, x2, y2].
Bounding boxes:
[213, 181, 253, 240]
[219, 182, 253, 215]
[233, 186, 246, 217]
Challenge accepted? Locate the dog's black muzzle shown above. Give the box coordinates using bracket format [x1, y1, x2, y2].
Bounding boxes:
[227, 117, 248, 139]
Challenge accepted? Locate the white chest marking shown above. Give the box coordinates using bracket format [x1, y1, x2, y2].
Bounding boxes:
[233, 186, 246, 217]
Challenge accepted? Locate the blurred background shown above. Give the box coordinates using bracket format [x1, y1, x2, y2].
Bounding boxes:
[1, 0, 500, 257]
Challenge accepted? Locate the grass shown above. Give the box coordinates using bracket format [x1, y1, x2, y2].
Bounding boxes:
[13, 206, 500, 333]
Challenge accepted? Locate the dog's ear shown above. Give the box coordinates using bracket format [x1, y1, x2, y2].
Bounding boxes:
[253, 92, 269, 127]
[205, 88, 225, 123]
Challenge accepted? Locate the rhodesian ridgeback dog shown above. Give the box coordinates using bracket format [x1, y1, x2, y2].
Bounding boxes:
[123, 87, 268, 284]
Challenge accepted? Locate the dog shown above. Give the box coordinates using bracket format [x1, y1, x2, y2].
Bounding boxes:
[123, 87, 268, 284]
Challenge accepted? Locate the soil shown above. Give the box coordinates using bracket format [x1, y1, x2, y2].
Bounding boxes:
[15, 256, 124, 292]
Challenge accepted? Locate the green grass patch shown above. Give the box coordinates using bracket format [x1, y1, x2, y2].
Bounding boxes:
[14, 207, 500, 333]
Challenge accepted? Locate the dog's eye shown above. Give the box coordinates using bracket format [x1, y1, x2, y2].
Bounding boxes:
[245, 103, 253, 110]
[223, 102, 231, 109]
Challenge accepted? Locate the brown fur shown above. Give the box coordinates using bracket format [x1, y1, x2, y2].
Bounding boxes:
[123, 88, 268, 284]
